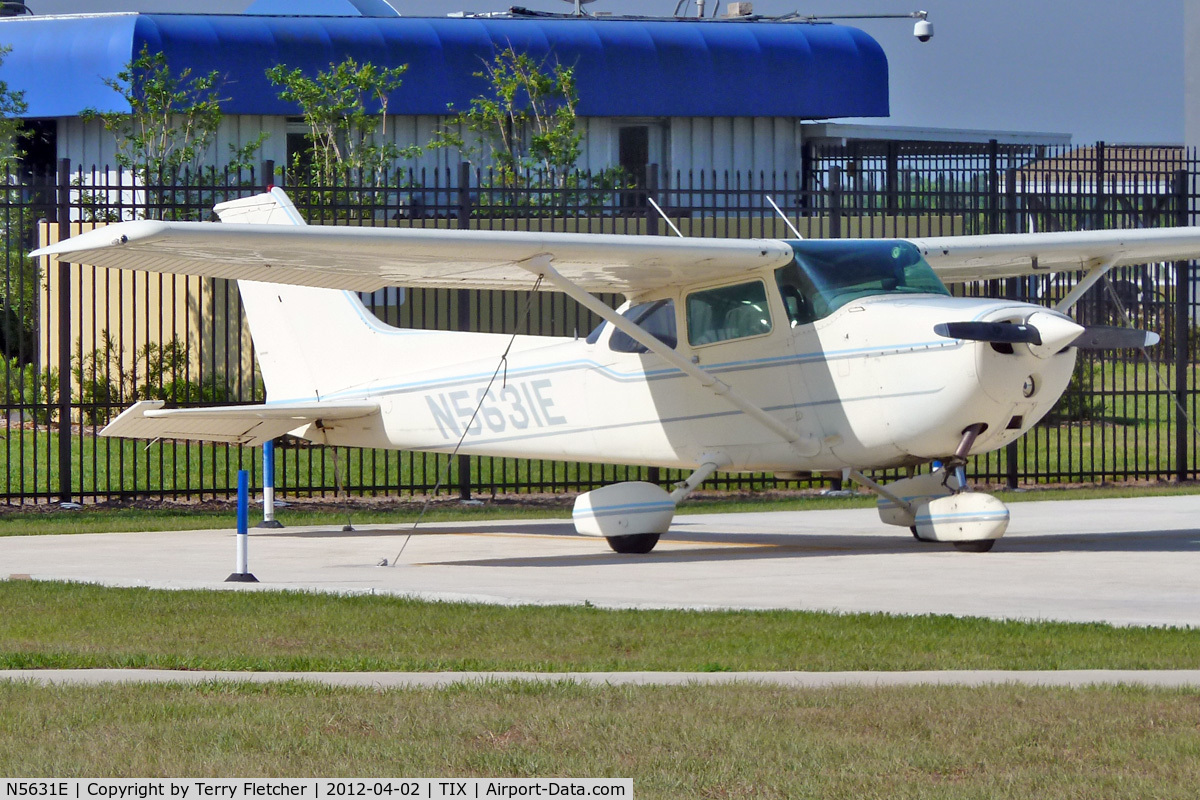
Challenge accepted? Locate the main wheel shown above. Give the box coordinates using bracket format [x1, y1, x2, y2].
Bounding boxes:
[605, 533, 661, 554]
[952, 539, 996, 553]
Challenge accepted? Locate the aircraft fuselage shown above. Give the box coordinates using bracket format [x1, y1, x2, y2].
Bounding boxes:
[303, 291, 1075, 474]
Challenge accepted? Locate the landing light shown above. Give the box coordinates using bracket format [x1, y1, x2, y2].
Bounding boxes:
[1022, 376, 1037, 398]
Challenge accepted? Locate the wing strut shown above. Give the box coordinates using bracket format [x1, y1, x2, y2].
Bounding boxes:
[1053, 254, 1120, 313]
[525, 256, 820, 457]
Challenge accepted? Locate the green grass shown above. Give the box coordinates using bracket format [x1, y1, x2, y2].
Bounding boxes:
[974, 360, 1199, 482]
[2, 681, 1199, 797]
[0, 427, 660, 498]
[2, 581, 1199, 672]
[0, 498, 573, 536]
[3, 360, 1197, 500]
[0, 481, 1195, 537]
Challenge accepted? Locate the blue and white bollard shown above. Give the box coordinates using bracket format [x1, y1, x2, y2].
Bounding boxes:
[226, 469, 259, 583]
[257, 439, 284, 529]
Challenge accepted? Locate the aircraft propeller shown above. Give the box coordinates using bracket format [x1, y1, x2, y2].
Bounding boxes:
[934, 319, 1160, 351]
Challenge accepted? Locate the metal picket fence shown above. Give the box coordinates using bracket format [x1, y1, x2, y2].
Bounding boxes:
[2, 140, 1197, 504]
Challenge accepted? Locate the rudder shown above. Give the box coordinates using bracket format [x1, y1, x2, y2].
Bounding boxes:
[214, 189, 381, 402]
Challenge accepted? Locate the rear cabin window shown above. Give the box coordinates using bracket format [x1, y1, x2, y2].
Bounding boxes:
[686, 281, 773, 346]
[608, 299, 677, 353]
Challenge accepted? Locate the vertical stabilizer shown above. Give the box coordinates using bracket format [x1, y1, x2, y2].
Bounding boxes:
[214, 189, 381, 402]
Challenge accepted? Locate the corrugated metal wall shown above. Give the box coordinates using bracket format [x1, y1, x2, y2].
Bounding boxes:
[57, 115, 807, 178]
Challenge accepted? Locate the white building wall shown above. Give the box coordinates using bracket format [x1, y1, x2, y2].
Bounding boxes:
[667, 116, 803, 211]
[57, 113, 808, 187]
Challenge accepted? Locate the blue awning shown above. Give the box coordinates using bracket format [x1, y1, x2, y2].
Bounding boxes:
[0, 13, 888, 120]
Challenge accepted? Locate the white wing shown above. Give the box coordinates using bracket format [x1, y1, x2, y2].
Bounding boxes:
[911, 228, 1200, 283]
[32, 218, 794, 295]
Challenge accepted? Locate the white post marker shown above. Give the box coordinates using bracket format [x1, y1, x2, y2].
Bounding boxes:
[257, 439, 284, 528]
[226, 469, 259, 583]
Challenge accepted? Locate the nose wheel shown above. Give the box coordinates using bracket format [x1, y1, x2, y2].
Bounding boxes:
[951, 539, 996, 553]
[856, 424, 1008, 552]
[910, 525, 994, 551]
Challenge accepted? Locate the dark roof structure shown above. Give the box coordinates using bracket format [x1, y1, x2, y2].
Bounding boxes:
[0, 13, 888, 119]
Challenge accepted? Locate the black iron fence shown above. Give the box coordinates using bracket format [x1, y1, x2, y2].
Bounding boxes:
[3, 140, 1198, 504]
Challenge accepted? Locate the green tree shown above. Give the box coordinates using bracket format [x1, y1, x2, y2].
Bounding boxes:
[0, 44, 34, 369]
[84, 45, 267, 212]
[0, 45, 27, 169]
[432, 47, 583, 188]
[267, 57, 417, 188]
[71, 332, 234, 425]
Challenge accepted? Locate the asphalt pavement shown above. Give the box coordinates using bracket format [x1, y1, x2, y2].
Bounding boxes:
[3, 493, 1199, 627]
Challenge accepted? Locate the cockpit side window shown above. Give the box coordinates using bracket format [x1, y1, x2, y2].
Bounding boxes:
[608, 299, 677, 353]
[774, 263, 821, 327]
[686, 280, 773, 346]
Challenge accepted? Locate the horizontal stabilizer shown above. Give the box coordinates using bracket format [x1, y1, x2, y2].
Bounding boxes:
[99, 400, 380, 446]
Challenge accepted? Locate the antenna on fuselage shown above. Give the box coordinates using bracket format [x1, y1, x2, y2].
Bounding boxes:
[646, 196, 684, 238]
[766, 196, 803, 239]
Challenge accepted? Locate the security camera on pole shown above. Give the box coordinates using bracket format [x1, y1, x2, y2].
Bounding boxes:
[780, 9, 934, 44]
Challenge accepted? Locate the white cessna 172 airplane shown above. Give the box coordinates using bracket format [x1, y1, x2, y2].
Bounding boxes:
[33, 189, 1200, 553]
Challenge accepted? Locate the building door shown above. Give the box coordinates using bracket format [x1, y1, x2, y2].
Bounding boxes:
[619, 126, 650, 185]
[619, 125, 651, 210]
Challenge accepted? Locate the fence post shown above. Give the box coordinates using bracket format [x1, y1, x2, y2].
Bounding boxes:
[987, 139, 1000, 233]
[885, 141, 899, 217]
[1004, 166, 1021, 489]
[1174, 168, 1190, 483]
[828, 166, 842, 239]
[645, 164, 659, 236]
[55, 158, 72, 505]
[456, 162, 472, 501]
[1095, 141, 1106, 228]
[262, 159, 275, 188]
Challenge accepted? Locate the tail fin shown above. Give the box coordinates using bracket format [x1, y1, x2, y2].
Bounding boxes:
[214, 189, 381, 402]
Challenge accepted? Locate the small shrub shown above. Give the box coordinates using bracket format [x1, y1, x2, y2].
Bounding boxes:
[1051, 360, 1105, 422]
[2, 356, 57, 424]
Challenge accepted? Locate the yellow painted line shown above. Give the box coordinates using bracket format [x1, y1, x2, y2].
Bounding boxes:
[661, 539, 778, 549]
[402, 531, 574, 541]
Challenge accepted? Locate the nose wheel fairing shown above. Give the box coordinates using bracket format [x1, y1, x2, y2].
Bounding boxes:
[912, 492, 1009, 544]
[870, 467, 1010, 550]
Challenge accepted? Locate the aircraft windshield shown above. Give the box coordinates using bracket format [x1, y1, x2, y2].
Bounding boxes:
[775, 240, 950, 326]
